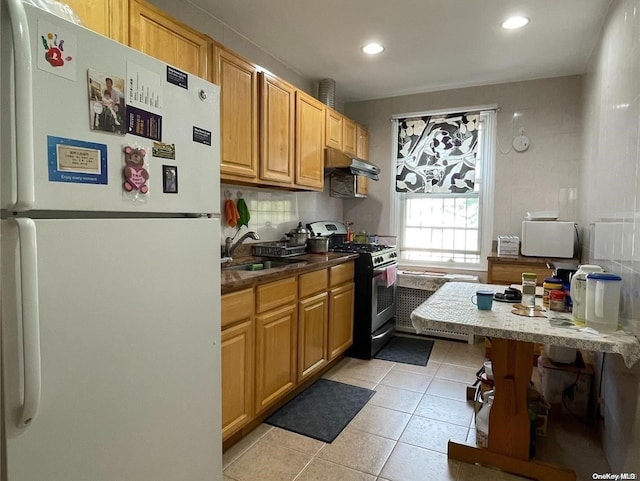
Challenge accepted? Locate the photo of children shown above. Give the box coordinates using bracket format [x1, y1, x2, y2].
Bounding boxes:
[88, 70, 125, 134]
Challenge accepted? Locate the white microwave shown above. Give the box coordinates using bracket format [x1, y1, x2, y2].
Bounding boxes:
[521, 221, 575, 258]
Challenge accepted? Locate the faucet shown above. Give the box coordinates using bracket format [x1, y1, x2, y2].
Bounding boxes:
[225, 231, 260, 258]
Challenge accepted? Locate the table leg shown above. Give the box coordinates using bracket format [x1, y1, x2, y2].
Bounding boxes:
[489, 338, 533, 459]
[447, 338, 576, 481]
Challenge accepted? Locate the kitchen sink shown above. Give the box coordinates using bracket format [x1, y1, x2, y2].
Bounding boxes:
[223, 259, 306, 271]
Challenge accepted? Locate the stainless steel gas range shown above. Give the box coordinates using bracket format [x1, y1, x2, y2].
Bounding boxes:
[307, 221, 398, 359]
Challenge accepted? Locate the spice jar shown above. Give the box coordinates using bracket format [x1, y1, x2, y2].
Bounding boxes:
[521, 272, 537, 308]
[549, 290, 566, 312]
[542, 277, 563, 307]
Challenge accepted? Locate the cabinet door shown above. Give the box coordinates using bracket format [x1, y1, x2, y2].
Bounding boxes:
[356, 124, 369, 161]
[129, 0, 210, 78]
[342, 118, 357, 156]
[255, 304, 297, 414]
[298, 292, 329, 382]
[328, 282, 355, 360]
[355, 176, 369, 197]
[259, 72, 295, 186]
[295, 91, 325, 191]
[221, 319, 254, 440]
[215, 47, 259, 182]
[65, 0, 129, 44]
[325, 108, 343, 150]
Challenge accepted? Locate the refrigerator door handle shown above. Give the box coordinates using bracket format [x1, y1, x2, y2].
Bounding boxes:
[12, 218, 42, 427]
[6, 0, 36, 210]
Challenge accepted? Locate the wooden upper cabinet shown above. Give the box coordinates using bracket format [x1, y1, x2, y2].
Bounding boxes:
[129, 0, 210, 78]
[215, 47, 259, 182]
[342, 118, 357, 156]
[259, 72, 295, 187]
[325, 108, 343, 151]
[295, 91, 325, 191]
[66, 0, 129, 44]
[355, 176, 369, 196]
[356, 124, 369, 161]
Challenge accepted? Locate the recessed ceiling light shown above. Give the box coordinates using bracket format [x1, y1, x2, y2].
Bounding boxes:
[362, 43, 384, 55]
[501, 16, 530, 29]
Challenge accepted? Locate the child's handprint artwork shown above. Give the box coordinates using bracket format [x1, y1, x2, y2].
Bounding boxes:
[41, 32, 72, 68]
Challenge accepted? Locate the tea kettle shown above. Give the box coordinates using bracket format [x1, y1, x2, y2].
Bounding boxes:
[286, 222, 310, 247]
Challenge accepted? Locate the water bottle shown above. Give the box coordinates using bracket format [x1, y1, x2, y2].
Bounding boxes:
[522, 272, 537, 308]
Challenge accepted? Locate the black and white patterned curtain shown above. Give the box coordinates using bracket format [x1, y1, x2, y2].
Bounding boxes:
[396, 112, 480, 193]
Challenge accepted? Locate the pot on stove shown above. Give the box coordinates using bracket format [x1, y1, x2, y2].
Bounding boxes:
[286, 222, 310, 247]
[307, 236, 329, 253]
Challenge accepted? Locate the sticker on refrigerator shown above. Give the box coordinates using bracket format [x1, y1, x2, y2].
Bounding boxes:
[127, 62, 162, 113]
[192, 126, 211, 146]
[37, 21, 76, 80]
[47, 136, 108, 184]
[166, 66, 188, 89]
[152, 142, 176, 160]
[162, 165, 178, 193]
[122, 145, 149, 202]
[87, 70, 126, 134]
[125, 105, 162, 141]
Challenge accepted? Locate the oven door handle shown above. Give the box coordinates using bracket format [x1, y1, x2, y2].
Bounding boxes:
[372, 263, 397, 276]
[373, 264, 398, 286]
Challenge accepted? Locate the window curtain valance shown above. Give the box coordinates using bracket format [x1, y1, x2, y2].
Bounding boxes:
[395, 111, 480, 193]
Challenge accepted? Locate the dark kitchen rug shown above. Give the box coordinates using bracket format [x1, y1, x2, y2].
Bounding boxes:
[374, 336, 434, 366]
[265, 378, 375, 443]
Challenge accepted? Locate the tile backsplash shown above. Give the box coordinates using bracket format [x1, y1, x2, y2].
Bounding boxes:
[220, 183, 343, 250]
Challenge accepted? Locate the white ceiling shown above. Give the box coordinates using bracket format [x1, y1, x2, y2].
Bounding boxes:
[190, 0, 611, 103]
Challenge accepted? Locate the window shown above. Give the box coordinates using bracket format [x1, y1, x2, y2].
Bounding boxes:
[394, 109, 496, 269]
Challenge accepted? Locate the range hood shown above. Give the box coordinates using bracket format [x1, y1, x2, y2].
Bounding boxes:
[324, 148, 380, 181]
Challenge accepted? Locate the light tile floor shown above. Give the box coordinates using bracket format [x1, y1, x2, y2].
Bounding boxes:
[223, 336, 610, 481]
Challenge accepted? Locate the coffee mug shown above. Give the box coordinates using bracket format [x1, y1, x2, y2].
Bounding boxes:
[472, 290, 494, 310]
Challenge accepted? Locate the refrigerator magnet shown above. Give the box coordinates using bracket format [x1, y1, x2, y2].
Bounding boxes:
[125, 105, 162, 141]
[192, 126, 211, 146]
[162, 165, 178, 194]
[152, 142, 176, 160]
[47, 136, 108, 185]
[123, 146, 149, 196]
[37, 20, 76, 81]
[87, 70, 126, 134]
[166, 66, 188, 90]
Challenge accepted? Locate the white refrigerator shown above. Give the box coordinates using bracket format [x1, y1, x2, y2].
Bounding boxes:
[0, 1, 222, 480]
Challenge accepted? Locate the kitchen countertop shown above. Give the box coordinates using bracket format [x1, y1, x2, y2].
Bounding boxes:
[221, 252, 359, 294]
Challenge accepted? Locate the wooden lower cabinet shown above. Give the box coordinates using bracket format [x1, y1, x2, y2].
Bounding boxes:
[221, 288, 254, 441]
[297, 292, 329, 382]
[221, 319, 254, 440]
[254, 303, 297, 415]
[221, 263, 355, 445]
[328, 282, 355, 360]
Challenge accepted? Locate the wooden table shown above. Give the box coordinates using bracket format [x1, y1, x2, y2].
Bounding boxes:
[410, 282, 640, 481]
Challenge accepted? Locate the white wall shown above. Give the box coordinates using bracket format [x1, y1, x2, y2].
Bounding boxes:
[579, 0, 640, 472]
[343, 76, 583, 240]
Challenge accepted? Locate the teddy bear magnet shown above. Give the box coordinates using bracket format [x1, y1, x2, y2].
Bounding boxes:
[123, 145, 149, 195]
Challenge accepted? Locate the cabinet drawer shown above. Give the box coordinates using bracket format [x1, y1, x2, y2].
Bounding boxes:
[222, 288, 254, 328]
[299, 269, 328, 298]
[256, 276, 297, 313]
[329, 262, 354, 287]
